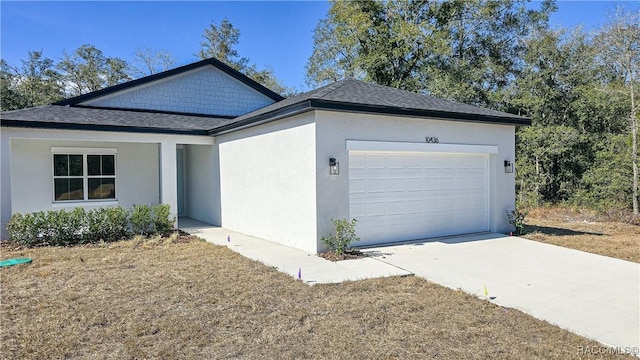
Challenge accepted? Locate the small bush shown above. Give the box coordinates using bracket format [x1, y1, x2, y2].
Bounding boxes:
[507, 208, 528, 235]
[86, 207, 129, 242]
[103, 207, 129, 240]
[6, 213, 37, 246]
[130, 204, 153, 235]
[6, 204, 173, 247]
[152, 204, 175, 234]
[321, 218, 359, 255]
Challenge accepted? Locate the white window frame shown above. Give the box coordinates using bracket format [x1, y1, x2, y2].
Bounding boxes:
[51, 147, 118, 205]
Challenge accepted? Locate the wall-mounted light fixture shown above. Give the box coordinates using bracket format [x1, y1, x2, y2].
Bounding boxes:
[504, 160, 514, 173]
[329, 157, 340, 175]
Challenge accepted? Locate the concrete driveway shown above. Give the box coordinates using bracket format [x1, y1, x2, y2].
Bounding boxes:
[362, 233, 640, 352]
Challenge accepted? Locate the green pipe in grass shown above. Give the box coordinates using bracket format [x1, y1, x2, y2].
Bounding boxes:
[0, 258, 32, 267]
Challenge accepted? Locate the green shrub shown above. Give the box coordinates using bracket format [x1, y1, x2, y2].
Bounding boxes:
[86, 207, 129, 242]
[32, 211, 54, 245]
[104, 207, 129, 241]
[130, 204, 153, 235]
[6, 213, 38, 246]
[61, 207, 86, 245]
[7, 209, 84, 246]
[321, 218, 359, 255]
[152, 204, 175, 234]
[507, 208, 527, 235]
[6, 204, 174, 247]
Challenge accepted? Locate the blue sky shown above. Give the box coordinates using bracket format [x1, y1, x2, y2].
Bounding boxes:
[1, 1, 638, 91]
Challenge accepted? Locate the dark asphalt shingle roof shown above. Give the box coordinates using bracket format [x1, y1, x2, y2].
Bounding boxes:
[1, 79, 529, 136]
[230, 79, 528, 125]
[0, 105, 236, 135]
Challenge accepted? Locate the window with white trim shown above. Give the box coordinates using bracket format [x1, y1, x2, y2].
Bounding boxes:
[52, 148, 117, 202]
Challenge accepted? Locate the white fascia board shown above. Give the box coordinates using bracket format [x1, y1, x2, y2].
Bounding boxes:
[346, 140, 498, 154]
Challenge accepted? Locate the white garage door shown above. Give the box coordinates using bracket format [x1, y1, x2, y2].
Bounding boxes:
[349, 151, 490, 246]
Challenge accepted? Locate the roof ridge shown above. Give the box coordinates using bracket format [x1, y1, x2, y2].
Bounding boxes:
[311, 79, 353, 100]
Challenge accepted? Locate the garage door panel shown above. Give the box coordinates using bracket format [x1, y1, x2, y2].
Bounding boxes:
[405, 221, 426, 239]
[440, 198, 456, 211]
[424, 177, 439, 189]
[366, 155, 386, 169]
[361, 222, 386, 242]
[469, 177, 486, 189]
[367, 178, 386, 193]
[406, 156, 423, 169]
[349, 178, 366, 194]
[350, 202, 366, 218]
[423, 216, 440, 232]
[350, 154, 365, 169]
[387, 178, 406, 192]
[407, 177, 424, 191]
[350, 151, 489, 246]
[470, 195, 485, 209]
[440, 177, 458, 190]
[386, 155, 405, 169]
[387, 200, 407, 215]
[423, 199, 440, 211]
[366, 201, 386, 217]
[405, 200, 423, 214]
[454, 197, 469, 209]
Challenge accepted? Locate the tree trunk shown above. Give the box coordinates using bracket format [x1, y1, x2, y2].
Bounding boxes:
[631, 80, 638, 216]
[535, 156, 540, 201]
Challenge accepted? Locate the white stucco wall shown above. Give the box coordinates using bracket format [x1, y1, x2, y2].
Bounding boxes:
[10, 138, 160, 215]
[314, 110, 516, 251]
[82, 66, 275, 116]
[185, 144, 221, 225]
[217, 113, 318, 253]
[1, 128, 12, 240]
[0, 127, 214, 239]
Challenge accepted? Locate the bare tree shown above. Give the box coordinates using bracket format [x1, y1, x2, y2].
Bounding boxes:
[595, 9, 640, 216]
[131, 47, 176, 78]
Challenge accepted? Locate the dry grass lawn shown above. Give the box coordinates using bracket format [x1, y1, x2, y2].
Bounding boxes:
[1, 236, 633, 359]
[523, 207, 640, 263]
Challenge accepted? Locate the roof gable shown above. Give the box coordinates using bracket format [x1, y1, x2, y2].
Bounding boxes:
[55, 58, 284, 117]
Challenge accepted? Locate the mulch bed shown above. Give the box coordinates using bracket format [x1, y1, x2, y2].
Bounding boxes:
[317, 248, 368, 261]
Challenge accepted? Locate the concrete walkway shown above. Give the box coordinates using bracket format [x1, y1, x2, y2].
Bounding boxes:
[179, 218, 412, 285]
[180, 218, 639, 352]
[364, 233, 640, 352]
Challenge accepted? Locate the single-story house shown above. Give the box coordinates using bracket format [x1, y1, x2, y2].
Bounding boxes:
[0, 58, 530, 253]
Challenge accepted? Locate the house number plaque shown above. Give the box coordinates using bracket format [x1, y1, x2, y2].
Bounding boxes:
[425, 136, 439, 143]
